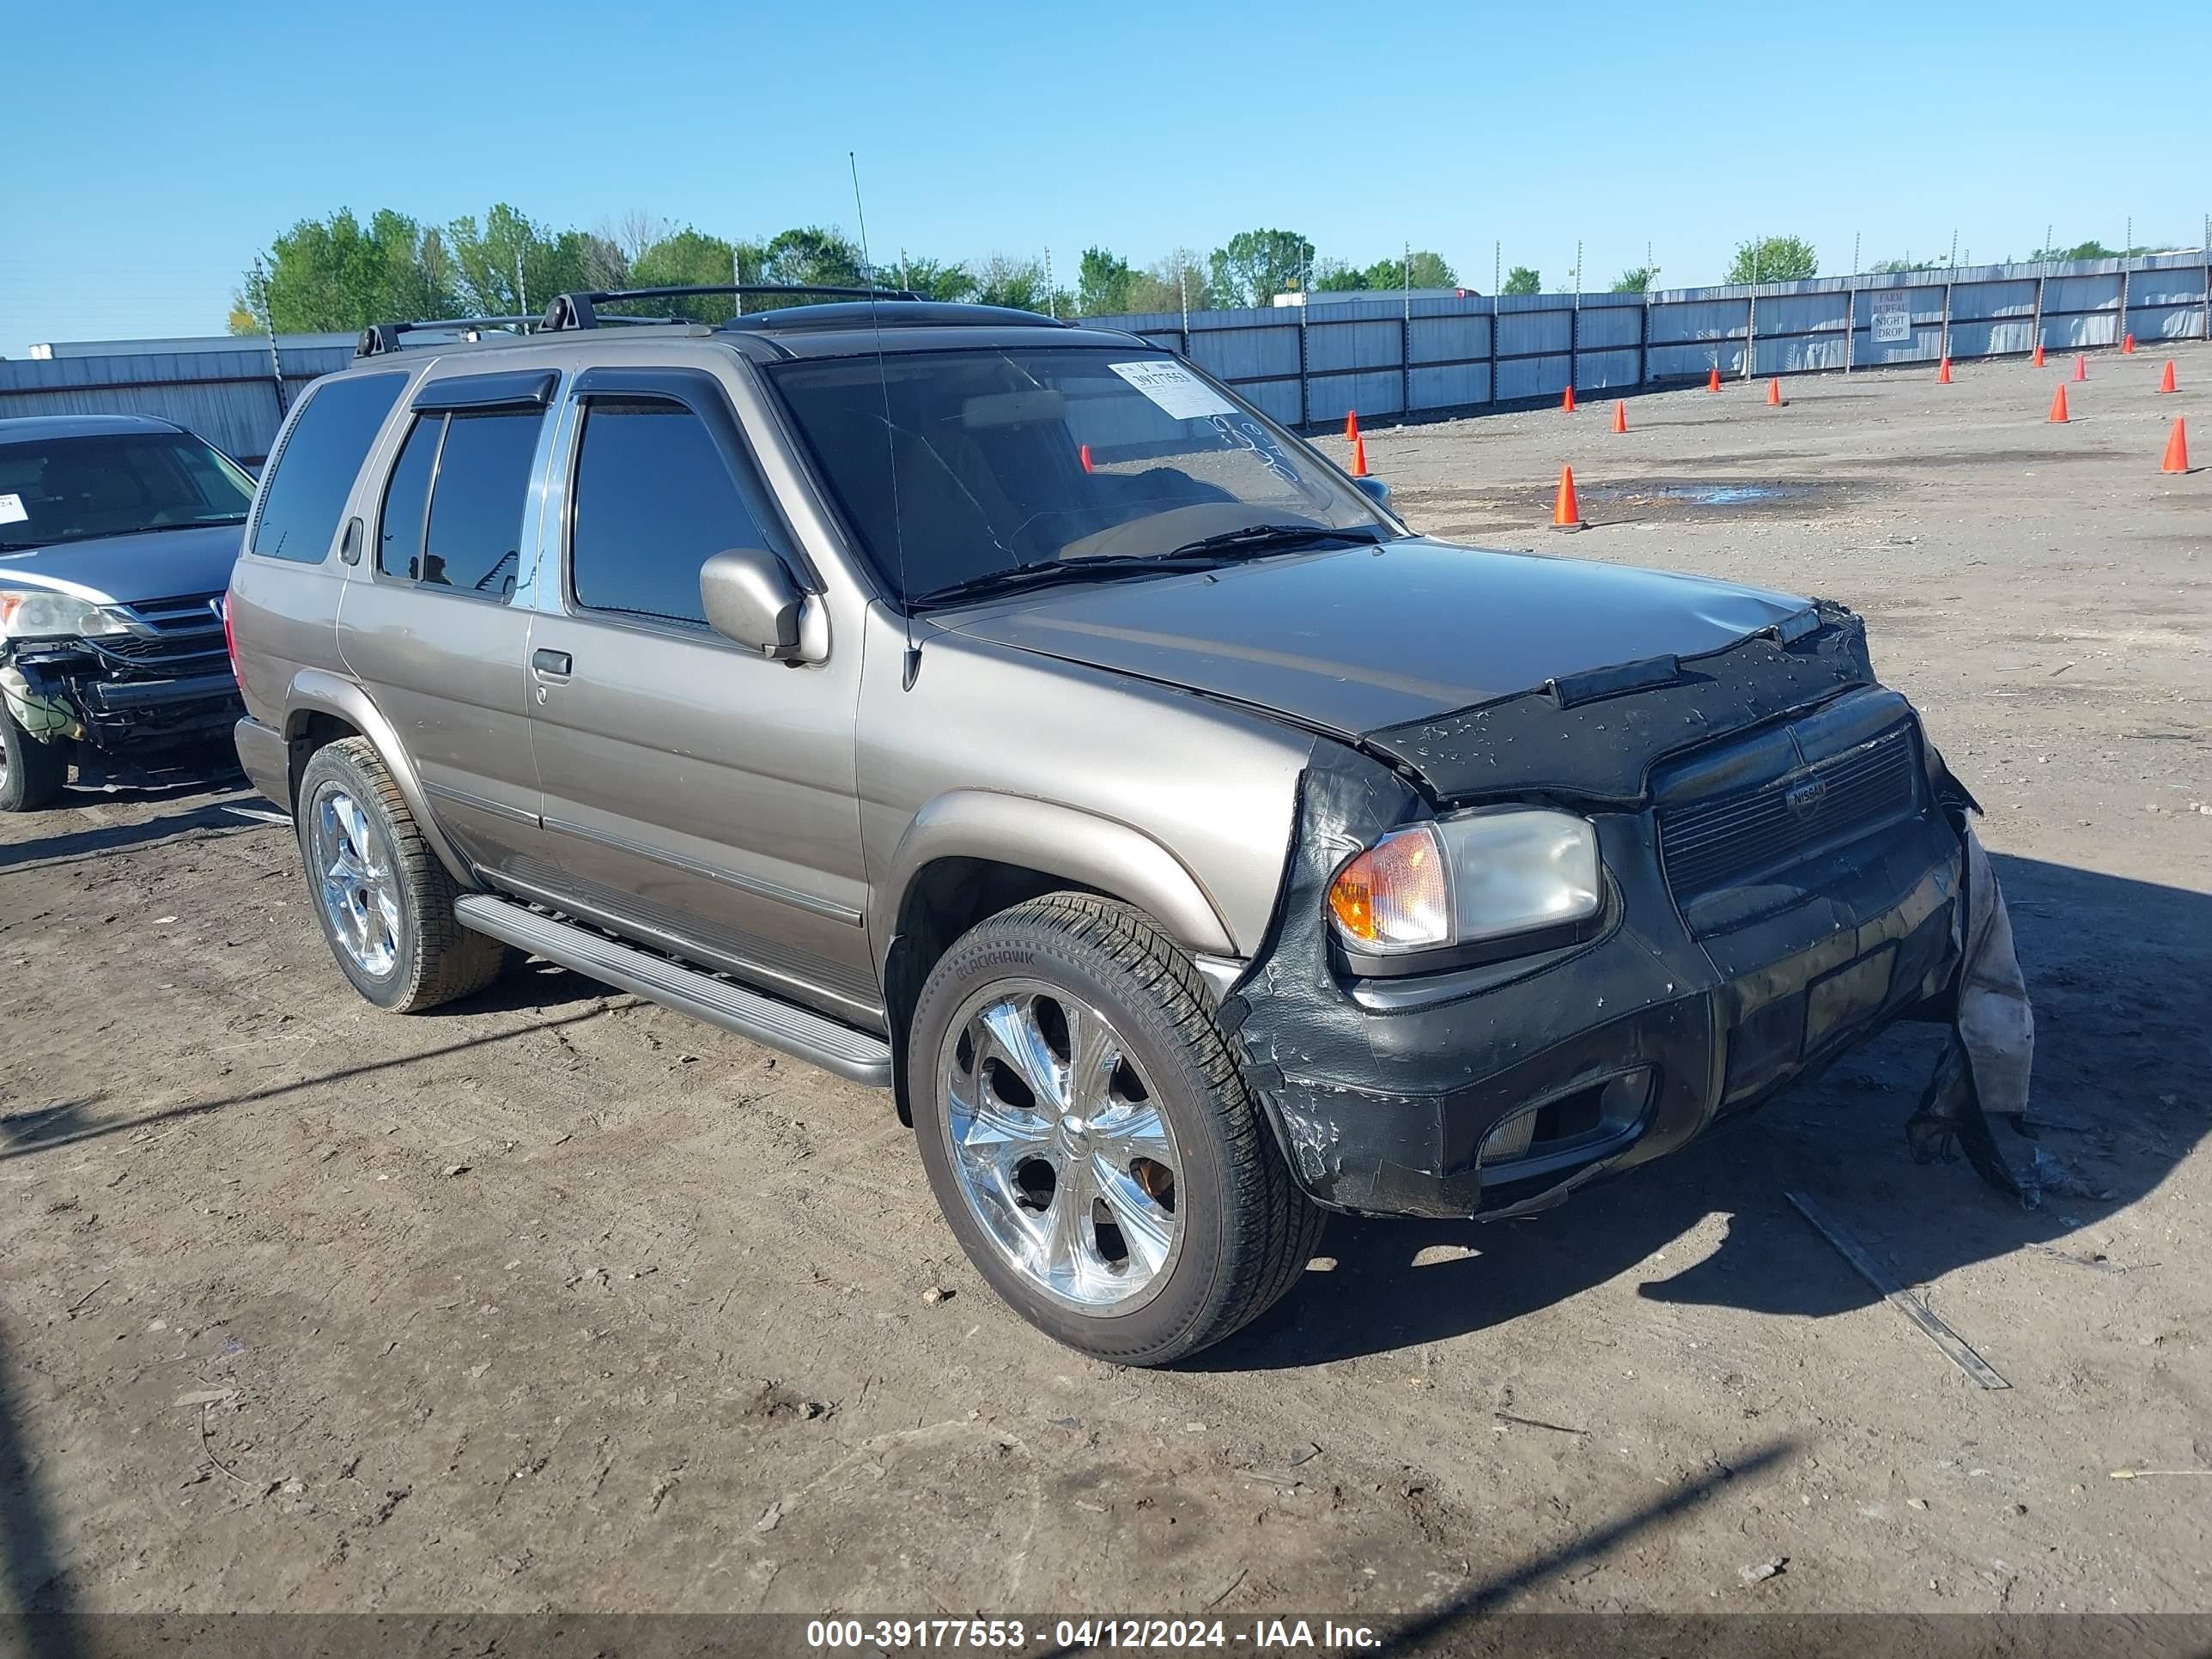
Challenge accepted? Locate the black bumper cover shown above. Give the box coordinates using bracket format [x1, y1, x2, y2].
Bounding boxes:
[1219, 611, 1966, 1221]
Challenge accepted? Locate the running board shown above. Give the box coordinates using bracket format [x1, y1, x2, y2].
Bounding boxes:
[454, 894, 893, 1087]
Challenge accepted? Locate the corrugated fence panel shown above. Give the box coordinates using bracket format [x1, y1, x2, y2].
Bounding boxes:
[1409, 363, 1492, 410]
[1305, 319, 1403, 373]
[1408, 313, 1492, 367]
[1306, 371, 1405, 424]
[1183, 319, 1300, 385]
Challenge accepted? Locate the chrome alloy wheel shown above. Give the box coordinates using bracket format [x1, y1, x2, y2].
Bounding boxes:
[309, 785, 400, 977]
[939, 981, 1184, 1313]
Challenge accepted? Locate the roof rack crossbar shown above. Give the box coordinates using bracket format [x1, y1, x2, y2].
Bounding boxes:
[539, 284, 922, 332]
[356, 315, 538, 358]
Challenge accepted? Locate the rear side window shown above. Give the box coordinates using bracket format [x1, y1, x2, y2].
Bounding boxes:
[568, 399, 771, 627]
[374, 408, 543, 599]
[250, 374, 406, 562]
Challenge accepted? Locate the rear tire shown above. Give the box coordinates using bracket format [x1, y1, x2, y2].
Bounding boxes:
[295, 738, 506, 1012]
[909, 892, 1323, 1365]
[0, 703, 70, 813]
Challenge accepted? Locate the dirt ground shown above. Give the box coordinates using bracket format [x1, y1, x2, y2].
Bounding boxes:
[3, 343, 2207, 1626]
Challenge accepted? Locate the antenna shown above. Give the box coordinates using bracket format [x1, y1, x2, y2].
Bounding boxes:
[850, 150, 920, 690]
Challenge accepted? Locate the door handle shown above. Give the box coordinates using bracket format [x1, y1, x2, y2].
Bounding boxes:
[532, 648, 573, 678]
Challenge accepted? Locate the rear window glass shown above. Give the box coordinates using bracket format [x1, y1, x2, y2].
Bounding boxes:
[250, 374, 406, 563]
[421, 410, 541, 599]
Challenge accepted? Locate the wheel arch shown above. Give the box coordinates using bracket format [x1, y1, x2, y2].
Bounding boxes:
[282, 669, 474, 886]
[875, 792, 1241, 1126]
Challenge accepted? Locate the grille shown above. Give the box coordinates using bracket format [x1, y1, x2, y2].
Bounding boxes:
[85, 592, 228, 673]
[1660, 723, 1920, 902]
[119, 592, 227, 635]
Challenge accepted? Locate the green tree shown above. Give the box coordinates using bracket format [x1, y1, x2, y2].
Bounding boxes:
[629, 228, 742, 320]
[889, 254, 978, 301]
[1207, 228, 1315, 307]
[1310, 250, 1457, 294]
[1122, 249, 1211, 315]
[2029, 240, 2154, 262]
[968, 253, 1070, 316]
[1076, 246, 1137, 317]
[446, 204, 594, 316]
[238, 209, 459, 332]
[1726, 234, 1817, 284]
[1611, 266, 1656, 294]
[761, 227, 865, 290]
[1501, 265, 1541, 295]
[1866, 256, 1938, 274]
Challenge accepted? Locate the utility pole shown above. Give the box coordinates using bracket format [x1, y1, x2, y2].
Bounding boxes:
[252, 255, 287, 414]
[1493, 240, 1500, 296]
[732, 245, 744, 315]
[514, 250, 527, 317]
[1852, 231, 1861, 276]
[1043, 246, 1055, 319]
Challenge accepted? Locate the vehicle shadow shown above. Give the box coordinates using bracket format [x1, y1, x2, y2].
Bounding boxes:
[1196, 854, 2209, 1370]
[0, 798, 260, 873]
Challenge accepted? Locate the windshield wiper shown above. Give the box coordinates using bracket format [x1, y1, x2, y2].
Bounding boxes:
[909, 554, 1231, 610]
[1160, 522, 1386, 560]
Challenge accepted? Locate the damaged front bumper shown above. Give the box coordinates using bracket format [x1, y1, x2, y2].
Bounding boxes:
[1222, 615, 1970, 1221]
[1, 638, 240, 756]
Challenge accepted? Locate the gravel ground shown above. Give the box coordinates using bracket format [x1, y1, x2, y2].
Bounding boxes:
[2, 343, 2207, 1625]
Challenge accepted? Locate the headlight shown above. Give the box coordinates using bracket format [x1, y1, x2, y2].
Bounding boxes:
[0, 588, 131, 641]
[1328, 808, 1601, 960]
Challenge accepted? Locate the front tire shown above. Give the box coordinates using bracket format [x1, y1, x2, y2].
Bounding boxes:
[295, 738, 505, 1012]
[0, 703, 70, 813]
[909, 893, 1322, 1364]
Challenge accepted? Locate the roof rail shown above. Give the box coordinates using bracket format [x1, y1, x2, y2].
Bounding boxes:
[356, 316, 538, 358]
[538, 284, 923, 332]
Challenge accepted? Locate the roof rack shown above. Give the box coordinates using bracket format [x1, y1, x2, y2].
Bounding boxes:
[356, 316, 538, 358]
[538, 284, 923, 332]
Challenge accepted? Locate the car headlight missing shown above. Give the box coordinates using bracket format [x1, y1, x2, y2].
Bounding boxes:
[1328, 809, 1601, 961]
[0, 588, 131, 642]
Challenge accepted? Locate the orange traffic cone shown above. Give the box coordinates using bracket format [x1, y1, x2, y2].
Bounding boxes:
[1550, 465, 1584, 532]
[1351, 433, 1369, 477]
[1707, 366, 1722, 393]
[1612, 401, 1627, 434]
[2048, 384, 2069, 422]
[2162, 418, 2191, 473]
[1937, 357, 1953, 384]
[2032, 342, 2045, 368]
[2160, 360, 2178, 393]
[2123, 333, 2136, 354]
[1562, 384, 1577, 414]
[1079, 443, 1093, 473]
[1344, 410, 1360, 443]
[1766, 377, 1784, 407]
[2074, 354, 2087, 381]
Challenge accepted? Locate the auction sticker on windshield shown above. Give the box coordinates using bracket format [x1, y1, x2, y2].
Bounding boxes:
[0, 493, 28, 526]
[1109, 361, 1237, 421]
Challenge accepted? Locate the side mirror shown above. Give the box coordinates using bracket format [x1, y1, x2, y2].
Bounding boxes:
[1353, 475, 1391, 508]
[700, 547, 804, 658]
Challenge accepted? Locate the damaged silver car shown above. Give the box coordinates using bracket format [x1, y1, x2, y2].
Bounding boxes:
[0, 414, 253, 811]
[228, 288, 2019, 1364]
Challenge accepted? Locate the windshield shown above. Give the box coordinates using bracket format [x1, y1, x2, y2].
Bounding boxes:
[768, 347, 1393, 604]
[0, 431, 256, 551]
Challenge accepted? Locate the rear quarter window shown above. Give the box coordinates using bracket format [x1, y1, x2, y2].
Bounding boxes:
[249, 373, 407, 563]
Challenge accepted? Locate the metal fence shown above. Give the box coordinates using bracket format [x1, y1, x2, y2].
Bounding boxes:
[4, 252, 2207, 455]
[0, 337, 356, 465]
[1084, 251, 2212, 430]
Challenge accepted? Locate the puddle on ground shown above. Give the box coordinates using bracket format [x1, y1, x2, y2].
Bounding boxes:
[1576, 479, 1837, 507]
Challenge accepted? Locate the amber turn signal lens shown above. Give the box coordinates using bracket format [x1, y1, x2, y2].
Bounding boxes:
[1328, 825, 1449, 949]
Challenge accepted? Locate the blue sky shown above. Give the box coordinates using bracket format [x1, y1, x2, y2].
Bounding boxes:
[5, 0, 2205, 356]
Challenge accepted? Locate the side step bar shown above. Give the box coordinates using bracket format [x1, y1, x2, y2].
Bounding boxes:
[454, 894, 893, 1087]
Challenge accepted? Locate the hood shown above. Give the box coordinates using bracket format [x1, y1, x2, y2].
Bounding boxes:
[0, 523, 246, 606]
[938, 537, 1814, 736]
